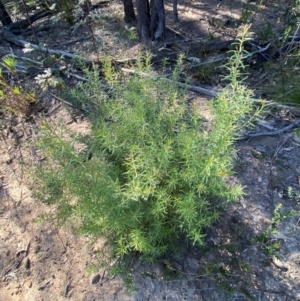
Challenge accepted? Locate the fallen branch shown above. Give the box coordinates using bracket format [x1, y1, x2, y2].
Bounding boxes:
[10, 54, 43, 66]
[263, 102, 300, 114]
[3, 30, 300, 116]
[21, 23, 71, 36]
[242, 119, 300, 139]
[166, 26, 189, 40]
[62, 35, 93, 47]
[1, 29, 92, 65]
[50, 93, 78, 110]
[121, 68, 218, 97]
[6, 11, 53, 34]
[188, 54, 227, 68]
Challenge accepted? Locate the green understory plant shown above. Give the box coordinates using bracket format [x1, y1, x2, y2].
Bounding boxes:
[199, 241, 254, 300]
[262, 48, 300, 105]
[0, 56, 38, 115]
[254, 203, 296, 258]
[256, 1, 300, 104]
[34, 26, 260, 261]
[200, 258, 255, 300]
[287, 186, 300, 204]
[49, 0, 78, 25]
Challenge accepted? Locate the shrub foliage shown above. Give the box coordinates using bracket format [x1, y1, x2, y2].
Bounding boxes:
[34, 32, 258, 260]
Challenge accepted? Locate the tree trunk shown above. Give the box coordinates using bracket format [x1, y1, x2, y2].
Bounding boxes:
[150, 0, 165, 40]
[136, 0, 165, 42]
[173, 0, 179, 23]
[137, 0, 151, 42]
[123, 0, 136, 23]
[0, 0, 12, 26]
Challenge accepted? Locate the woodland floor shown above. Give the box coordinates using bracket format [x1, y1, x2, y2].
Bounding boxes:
[1, 0, 300, 300]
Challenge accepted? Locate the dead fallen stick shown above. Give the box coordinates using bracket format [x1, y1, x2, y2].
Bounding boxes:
[50, 93, 77, 109]
[166, 26, 189, 40]
[62, 35, 93, 47]
[10, 54, 43, 66]
[263, 101, 300, 114]
[121, 67, 218, 97]
[0, 242, 31, 277]
[188, 54, 227, 68]
[44, 103, 62, 116]
[242, 119, 300, 138]
[1, 29, 92, 65]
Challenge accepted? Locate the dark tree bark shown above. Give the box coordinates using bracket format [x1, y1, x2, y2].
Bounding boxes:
[150, 0, 165, 40]
[0, 0, 12, 26]
[173, 0, 179, 23]
[123, 0, 136, 23]
[137, 0, 151, 42]
[137, 0, 165, 42]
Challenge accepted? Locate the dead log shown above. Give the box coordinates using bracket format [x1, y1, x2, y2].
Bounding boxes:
[6, 10, 53, 34]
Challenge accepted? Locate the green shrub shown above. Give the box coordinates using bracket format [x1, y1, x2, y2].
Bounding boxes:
[34, 28, 259, 261]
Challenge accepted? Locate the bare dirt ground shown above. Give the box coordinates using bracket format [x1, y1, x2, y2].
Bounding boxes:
[1, 1, 300, 300]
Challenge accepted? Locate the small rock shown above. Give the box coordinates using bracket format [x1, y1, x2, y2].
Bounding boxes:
[240, 198, 247, 209]
[6, 158, 13, 164]
[91, 274, 100, 285]
[258, 176, 262, 183]
[24, 280, 32, 288]
[7, 272, 17, 280]
[25, 258, 31, 269]
[34, 245, 41, 253]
